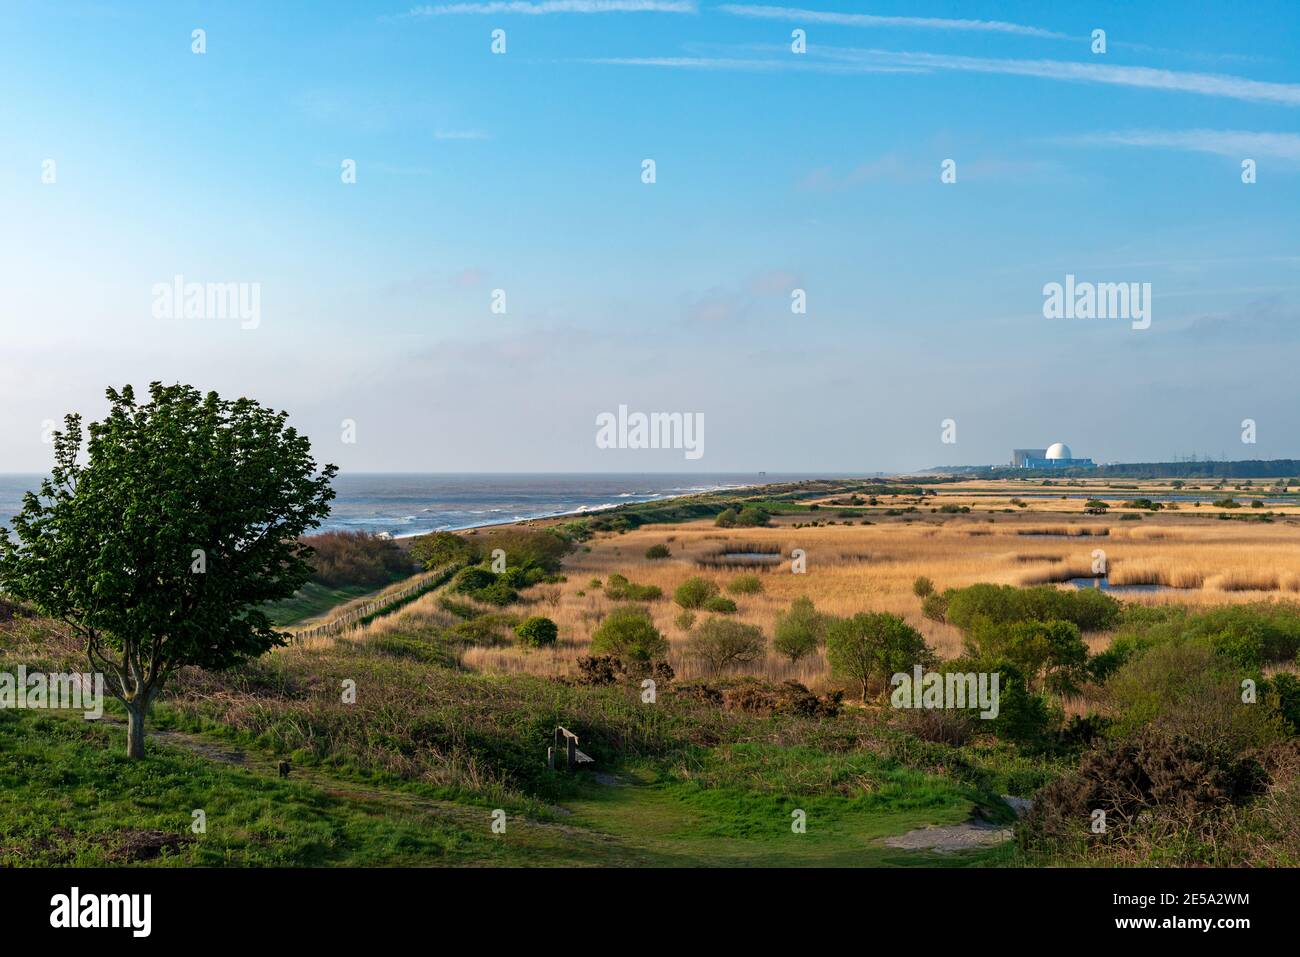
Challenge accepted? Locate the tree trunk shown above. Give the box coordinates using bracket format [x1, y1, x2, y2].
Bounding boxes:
[126, 699, 147, 759]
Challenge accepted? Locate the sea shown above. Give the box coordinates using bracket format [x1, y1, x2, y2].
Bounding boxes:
[0, 473, 849, 539]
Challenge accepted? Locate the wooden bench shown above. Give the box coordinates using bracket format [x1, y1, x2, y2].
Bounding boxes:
[548, 726, 594, 771]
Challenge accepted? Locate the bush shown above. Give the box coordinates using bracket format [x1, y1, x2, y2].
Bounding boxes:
[944, 583, 1120, 633]
[826, 612, 934, 702]
[772, 596, 826, 662]
[1020, 730, 1270, 854]
[589, 605, 669, 662]
[475, 527, 572, 575]
[964, 618, 1089, 694]
[454, 567, 497, 594]
[702, 595, 737, 614]
[674, 610, 696, 631]
[644, 543, 671, 560]
[474, 582, 519, 606]
[674, 576, 720, 609]
[687, 618, 766, 674]
[721, 679, 842, 718]
[409, 531, 477, 571]
[303, 531, 411, 587]
[714, 508, 738, 528]
[727, 574, 764, 595]
[912, 576, 934, 598]
[733, 505, 771, 527]
[1105, 640, 1289, 752]
[921, 590, 952, 622]
[603, 573, 663, 601]
[514, 616, 558, 649]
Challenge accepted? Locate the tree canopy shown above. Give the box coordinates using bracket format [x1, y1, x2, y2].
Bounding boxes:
[0, 383, 337, 757]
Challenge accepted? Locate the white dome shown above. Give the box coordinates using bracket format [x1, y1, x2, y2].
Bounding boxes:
[1045, 442, 1072, 460]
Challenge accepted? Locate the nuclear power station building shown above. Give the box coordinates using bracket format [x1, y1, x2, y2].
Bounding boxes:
[1011, 443, 1095, 469]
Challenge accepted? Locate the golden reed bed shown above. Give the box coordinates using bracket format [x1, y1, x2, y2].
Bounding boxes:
[354, 509, 1300, 690]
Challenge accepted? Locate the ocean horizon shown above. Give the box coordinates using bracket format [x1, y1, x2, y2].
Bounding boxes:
[0, 472, 874, 539]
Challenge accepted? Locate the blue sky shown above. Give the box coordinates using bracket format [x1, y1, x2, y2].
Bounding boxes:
[0, 1, 1297, 473]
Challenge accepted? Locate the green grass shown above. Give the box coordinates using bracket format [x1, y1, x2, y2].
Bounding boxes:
[263, 581, 380, 626]
[1, 709, 1011, 867]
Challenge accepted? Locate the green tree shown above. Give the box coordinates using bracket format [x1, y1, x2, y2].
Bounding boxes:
[687, 618, 766, 674]
[0, 383, 336, 758]
[589, 605, 669, 662]
[772, 596, 826, 662]
[825, 612, 934, 702]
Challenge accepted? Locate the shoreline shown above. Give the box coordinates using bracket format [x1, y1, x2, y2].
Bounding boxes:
[384, 480, 769, 541]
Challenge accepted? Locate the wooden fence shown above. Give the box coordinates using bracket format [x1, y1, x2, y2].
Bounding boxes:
[286, 563, 461, 644]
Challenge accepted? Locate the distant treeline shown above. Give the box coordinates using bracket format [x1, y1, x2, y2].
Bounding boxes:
[927, 461, 1300, 480]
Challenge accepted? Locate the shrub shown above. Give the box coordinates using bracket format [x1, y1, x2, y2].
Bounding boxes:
[603, 573, 663, 601]
[475, 527, 572, 574]
[674, 610, 696, 631]
[825, 612, 934, 702]
[303, 531, 412, 587]
[474, 582, 519, 607]
[944, 583, 1119, 633]
[1105, 640, 1288, 752]
[964, 618, 1088, 694]
[714, 508, 738, 528]
[674, 576, 720, 609]
[772, 596, 826, 662]
[734, 505, 771, 527]
[514, 616, 558, 649]
[589, 605, 669, 662]
[687, 618, 766, 674]
[454, 567, 497, 594]
[409, 531, 477, 571]
[727, 574, 764, 595]
[702, 595, 737, 614]
[921, 590, 952, 622]
[912, 576, 934, 598]
[644, 543, 671, 560]
[721, 679, 841, 718]
[1020, 731, 1270, 853]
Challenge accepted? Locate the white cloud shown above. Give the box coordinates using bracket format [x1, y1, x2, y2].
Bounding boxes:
[815, 48, 1300, 106]
[1060, 129, 1300, 162]
[579, 55, 926, 74]
[719, 4, 1065, 39]
[406, 1, 695, 15]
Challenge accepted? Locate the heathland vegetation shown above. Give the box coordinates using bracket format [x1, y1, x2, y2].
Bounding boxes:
[4, 459, 1300, 866]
